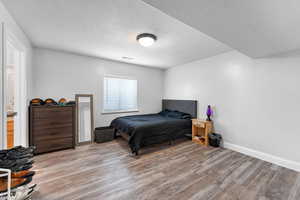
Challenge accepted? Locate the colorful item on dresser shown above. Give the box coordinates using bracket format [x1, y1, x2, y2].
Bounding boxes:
[30, 98, 44, 106]
[58, 98, 67, 105]
[44, 98, 58, 105]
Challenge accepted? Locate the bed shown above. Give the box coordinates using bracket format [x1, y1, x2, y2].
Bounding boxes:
[110, 99, 197, 155]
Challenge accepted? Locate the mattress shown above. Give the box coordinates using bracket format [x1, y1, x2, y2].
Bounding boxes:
[110, 114, 191, 153]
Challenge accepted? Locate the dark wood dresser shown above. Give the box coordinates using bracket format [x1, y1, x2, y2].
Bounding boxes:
[29, 105, 76, 154]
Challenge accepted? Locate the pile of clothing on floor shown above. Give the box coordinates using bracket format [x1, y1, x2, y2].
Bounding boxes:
[0, 146, 36, 200]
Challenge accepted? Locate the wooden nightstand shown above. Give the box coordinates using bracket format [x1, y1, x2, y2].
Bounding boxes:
[192, 119, 213, 146]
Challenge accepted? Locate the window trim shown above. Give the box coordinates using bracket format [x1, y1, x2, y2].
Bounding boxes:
[102, 75, 139, 114]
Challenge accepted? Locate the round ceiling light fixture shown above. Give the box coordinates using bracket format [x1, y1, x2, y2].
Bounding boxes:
[136, 33, 157, 47]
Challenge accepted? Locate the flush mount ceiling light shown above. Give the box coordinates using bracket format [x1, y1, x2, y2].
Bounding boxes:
[136, 33, 157, 47]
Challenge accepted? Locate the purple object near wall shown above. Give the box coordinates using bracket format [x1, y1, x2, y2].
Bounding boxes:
[206, 105, 213, 121]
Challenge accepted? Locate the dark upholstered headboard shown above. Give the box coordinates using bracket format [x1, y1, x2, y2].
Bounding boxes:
[162, 99, 197, 118]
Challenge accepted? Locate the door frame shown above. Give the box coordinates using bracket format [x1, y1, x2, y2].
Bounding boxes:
[0, 22, 4, 149]
[75, 94, 94, 146]
[1, 23, 27, 149]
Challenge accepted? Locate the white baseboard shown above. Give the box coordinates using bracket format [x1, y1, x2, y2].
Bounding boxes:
[223, 142, 300, 172]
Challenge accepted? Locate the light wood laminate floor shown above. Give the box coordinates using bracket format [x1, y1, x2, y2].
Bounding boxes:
[32, 138, 300, 200]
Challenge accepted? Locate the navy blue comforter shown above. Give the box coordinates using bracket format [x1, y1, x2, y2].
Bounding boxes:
[110, 114, 191, 153]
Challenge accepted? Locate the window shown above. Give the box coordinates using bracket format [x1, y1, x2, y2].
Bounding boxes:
[103, 76, 138, 113]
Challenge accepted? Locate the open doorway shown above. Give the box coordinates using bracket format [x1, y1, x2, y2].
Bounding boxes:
[3, 31, 26, 149]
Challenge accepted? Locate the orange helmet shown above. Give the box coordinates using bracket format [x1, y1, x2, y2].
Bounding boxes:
[58, 98, 67, 105]
[30, 98, 44, 106]
[44, 98, 57, 105]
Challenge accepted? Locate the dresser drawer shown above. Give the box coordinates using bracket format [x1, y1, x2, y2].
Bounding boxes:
[35, 137, 74, 154]
[33, 126, 73, 140]
[33, 119, 73, 131]
[32, 107, 73, 120]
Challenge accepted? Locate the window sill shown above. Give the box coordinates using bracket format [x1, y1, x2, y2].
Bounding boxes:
[101, 109, 139, 115]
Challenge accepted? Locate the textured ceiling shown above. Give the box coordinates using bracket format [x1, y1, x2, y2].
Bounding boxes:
[1, 0, 231, 68]
[142, 0, 300, 58]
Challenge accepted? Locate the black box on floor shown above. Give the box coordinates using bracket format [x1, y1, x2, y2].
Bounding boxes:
[94, 127, 114, 143]
[209, 133, 222, 147]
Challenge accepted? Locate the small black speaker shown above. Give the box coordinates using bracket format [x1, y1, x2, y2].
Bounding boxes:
[209, 133, 222, 147]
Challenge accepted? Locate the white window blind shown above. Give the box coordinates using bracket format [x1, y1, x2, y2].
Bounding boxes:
[103, 76, 138, 113]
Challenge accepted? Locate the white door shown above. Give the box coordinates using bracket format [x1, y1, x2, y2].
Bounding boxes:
[1, 27, 26, 149]
[0, 23, 4, 149]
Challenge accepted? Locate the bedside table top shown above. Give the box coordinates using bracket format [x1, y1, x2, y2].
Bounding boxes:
[192, 119, 212, 128]
[192, 119, 212, 123]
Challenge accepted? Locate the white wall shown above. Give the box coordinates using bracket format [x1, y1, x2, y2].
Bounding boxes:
[32, 48, 164, 127]
[164, 50, 300, 170]
[0, 2, 32, 97]
[0, 1, 32, 148]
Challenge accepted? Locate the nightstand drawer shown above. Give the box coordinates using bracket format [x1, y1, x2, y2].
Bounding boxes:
[192, 119, 206, 128]
[193, 122, 205, 128]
